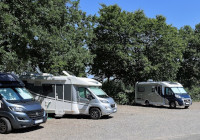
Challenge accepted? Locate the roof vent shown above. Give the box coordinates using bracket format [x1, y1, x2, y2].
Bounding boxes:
[147, 79, 153, 82]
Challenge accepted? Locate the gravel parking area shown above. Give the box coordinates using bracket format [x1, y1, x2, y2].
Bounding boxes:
[1, 102, 200, 140]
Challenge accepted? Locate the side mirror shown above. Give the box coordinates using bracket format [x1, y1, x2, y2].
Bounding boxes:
[86, 94, 93, 100]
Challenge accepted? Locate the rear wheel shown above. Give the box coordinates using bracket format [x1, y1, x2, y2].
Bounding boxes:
[0, 117, 12, 134]
[90, 108, 101, 119]
[169, 101, 176, 109]
[145, 100, 150, 106]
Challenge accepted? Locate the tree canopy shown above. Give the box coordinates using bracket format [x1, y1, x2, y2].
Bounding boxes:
[0, 0, 94, 76]
[89, 4, 184, 85]
[0, 2, 200, 93]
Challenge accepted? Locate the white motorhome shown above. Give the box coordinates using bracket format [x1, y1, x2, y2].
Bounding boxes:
[135, 80, 192, 108]
[20, 71, 117, 119]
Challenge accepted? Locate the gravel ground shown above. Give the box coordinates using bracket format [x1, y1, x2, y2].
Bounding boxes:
[1, 102, 200, 140]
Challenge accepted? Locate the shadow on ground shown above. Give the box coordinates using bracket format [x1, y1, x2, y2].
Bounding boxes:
[47, 113, 113, 120]
[132, 103, 187, 110]
[12, 125, 44, 134]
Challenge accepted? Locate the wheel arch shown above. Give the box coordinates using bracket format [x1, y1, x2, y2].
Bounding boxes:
[89, 106, 102, 115]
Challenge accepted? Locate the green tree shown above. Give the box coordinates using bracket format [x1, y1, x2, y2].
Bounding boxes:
[90, 4, 184, 84]
[177, 24, 200, 88]
[143, 15, 184, 81]
[0, 0, 94, 76]
[89, 5, 149, 84]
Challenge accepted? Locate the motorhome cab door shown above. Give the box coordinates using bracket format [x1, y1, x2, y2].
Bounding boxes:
[77, 87, 91, 114]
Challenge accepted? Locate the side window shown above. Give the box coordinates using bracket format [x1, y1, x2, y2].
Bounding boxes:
[79, 87, 85, 98]
[157, 86, 161, 95]
[42, 84, 55, 98]
[138, 87, 145, 92]
[78, 87, 91, 99]
[165, 87, 173, 96]
[155, 86, 162, 95]
[152, 86, 155, 92]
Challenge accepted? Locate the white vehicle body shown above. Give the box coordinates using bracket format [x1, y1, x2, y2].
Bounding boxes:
[20, 72, 117, 118]
[135, 80, 192, 108]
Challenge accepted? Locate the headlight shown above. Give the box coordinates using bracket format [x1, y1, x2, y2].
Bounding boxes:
[175, 94, 181, 98]
[9, 106, 25, 112]
[100, 100, 109, 103]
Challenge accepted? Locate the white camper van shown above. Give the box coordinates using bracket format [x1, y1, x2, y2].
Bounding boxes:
[20, 71, 117, 119]
[135, 80, 192, 108]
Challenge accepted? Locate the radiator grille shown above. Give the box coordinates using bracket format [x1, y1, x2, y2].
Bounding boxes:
[26, 109, 44, 120]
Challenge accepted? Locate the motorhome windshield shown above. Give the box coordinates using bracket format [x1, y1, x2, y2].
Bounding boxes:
[171, 87, 187, 94]
[89, 87, 109, 98]
[0, 88, 33, 101]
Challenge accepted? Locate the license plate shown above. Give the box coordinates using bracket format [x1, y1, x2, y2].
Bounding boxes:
[35, 119, 43, 124]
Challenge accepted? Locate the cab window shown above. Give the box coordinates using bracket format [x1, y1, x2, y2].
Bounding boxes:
[165, 87, 173, 96]
[78, 87, 91, 99]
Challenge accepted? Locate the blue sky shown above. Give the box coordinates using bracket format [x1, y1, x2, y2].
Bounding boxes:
[79, 0, 200, 29]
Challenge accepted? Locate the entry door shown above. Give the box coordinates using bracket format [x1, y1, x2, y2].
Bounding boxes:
[55, 84, 65, 115]
[77, 87, 90, 114]
[153, 85, 163, 104]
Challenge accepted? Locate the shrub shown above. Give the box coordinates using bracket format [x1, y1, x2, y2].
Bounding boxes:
[186, 86, 200, 101]
[102, 80, 135, 105]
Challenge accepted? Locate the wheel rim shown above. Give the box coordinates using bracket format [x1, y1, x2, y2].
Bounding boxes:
[171, 102, 175, 108]
[0, 119, 6, 133]
[91, 110, 99, 119]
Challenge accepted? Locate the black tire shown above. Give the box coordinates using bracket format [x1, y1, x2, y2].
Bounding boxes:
[185, 106, 189, 109]
[169, 101, 176, 109]
[145, 100, 150, 106]
[0, 117, 12, 134]
[89, 108, 101, 120]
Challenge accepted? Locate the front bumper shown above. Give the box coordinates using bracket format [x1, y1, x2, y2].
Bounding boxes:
[176, 98, 192, 107]
[101, 103, 117, 116]
[10, 111, 47, 129]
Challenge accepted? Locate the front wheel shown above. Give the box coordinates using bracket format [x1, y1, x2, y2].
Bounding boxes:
[185, 106, 189, 109]
[169, 101, 176, 109]
[0, 117, 12, 134]
[90, 108, 101, 119]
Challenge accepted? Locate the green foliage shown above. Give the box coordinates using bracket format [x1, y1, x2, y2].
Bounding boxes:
[185, 86, 200, 101]
[1, 1, 200, 102]
[177, 25, 200, 88]
[102, 80, 134, 105]
[89, 4, 184, 85]
[0, 0, 94, 76]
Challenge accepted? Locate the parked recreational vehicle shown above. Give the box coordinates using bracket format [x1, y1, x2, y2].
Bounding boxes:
[20, 71, 117, 119]
[135, 80, 192, 108]
[0, 73, 47, 134]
